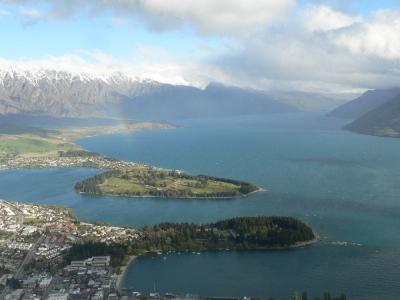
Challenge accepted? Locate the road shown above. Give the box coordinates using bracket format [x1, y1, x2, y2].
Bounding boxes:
[0, 200, 24, 243]
[15, 235, 45, 279]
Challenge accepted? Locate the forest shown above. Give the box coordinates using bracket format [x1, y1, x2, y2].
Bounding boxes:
[133, 216, 316, 252]
[65, 217, 315, 263]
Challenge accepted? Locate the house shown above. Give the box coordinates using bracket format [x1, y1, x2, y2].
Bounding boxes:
[107, 293, 118, 300]
[90, 256, 111, 268]
[22, 277, 39, 289]
[5, 289, 24, 300]
[39, 276, 53, 289]
[65, 260, 86, 272]
[91, 290, 104, 300]
[47, 293, 69, 300]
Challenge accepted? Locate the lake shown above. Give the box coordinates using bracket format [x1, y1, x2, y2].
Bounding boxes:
[1, 113, 400, 299]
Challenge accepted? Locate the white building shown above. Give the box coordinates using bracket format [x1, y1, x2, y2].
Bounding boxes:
[47, 293, 69, 300]
[39, 276, 53, 289]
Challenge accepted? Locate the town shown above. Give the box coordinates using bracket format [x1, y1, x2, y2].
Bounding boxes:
[0, 153, 142, 171]
[0, 200, 140, 300]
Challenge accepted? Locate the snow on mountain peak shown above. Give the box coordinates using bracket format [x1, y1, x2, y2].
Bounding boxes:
[0, 57, 191, 87]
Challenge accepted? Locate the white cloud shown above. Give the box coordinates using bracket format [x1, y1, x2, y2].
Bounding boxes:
[130, 0, 296, 35]
[19, 6, 44, 24]
[1, 1, 400, 95]
[301, 5, 362, 32]
[212, 7, 400, 94]
[0, 50, 221, 88]
[335, 9, 400, 59]
[3, 0, 296, 35]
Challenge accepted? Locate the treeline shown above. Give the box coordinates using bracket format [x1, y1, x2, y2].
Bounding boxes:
[64, 217, 315, 268]
[214, 216, 315, 247]
[144, 189, 243, 198]
[133, 216, 315, 252]
[288, 292, 347, 300]
[74, 170, 119, 194]
[65, 241, 127, 268]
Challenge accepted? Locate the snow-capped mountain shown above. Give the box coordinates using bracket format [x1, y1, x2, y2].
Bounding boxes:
[0, 64, 164, 117]
[0, 64, 297, 120]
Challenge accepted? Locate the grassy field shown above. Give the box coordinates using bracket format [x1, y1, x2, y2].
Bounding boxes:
[23, 217, 43, 225]
[103, 175, 242, 196]
[0, 120, 175, 161]
[376, 127, 400, 137]
[0, 230, 12, 241]
[0, 134, 79, 159]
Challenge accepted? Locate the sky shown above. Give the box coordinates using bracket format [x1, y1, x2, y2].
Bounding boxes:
[0, 0, 399, 95]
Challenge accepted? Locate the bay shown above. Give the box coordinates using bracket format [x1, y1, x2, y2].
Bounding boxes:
[1, 113, 400, 299]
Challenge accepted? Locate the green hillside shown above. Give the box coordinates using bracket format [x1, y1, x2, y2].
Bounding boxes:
[345, 95, 400, 137]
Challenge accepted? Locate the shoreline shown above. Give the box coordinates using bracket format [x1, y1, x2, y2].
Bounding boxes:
[271, 234, 319, 250]
[118, 237, 318, 290]
[68, 125, 263, 201]
[116, 255, 137, 292]
[77, 187, 264, 199]
[61, 122, 178, 144]
[1, 124, 264, 201]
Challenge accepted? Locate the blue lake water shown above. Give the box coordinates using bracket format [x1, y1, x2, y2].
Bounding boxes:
[1, 113, 400, 299]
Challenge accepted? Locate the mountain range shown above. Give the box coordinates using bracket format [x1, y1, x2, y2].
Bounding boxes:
[0, 64, 355, 122]
[3, 64, 400, 137]
[0, 66, 301, 121]
[0, 67, 161, 117]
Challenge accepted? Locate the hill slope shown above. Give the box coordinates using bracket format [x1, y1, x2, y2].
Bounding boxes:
[327, 88, 400, 119]
[345, 95, 400, 137]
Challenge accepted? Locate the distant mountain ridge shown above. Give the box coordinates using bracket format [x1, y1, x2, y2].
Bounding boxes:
[345, 95, 400, 137]
[0, 66, 297, 120]
[115, 83, 298, 120]
[327, 88, 400, 119]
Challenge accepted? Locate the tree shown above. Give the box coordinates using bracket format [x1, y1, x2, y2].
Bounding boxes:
[6, 278, 21, 289]
[323, 293, 331, 300]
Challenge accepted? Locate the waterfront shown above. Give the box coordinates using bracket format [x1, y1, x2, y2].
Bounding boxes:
[1, 113, 400, 299]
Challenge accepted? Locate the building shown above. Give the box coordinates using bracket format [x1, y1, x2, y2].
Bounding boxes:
[47, 293, 69, 300]
[91, 256, 111, 268]
[108, 293, 118, 300]
[22, 277, 39, 289]
[91, 290, 104, 300]
[39, 276, 53, 289]
[5, 289, 24, 300]
[65, 260, 86, 272]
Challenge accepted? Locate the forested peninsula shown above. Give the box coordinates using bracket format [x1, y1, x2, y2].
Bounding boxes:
[134, 216, 317, 251]
[66, 216, 317, 258]
[74, 167, 260, 198]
